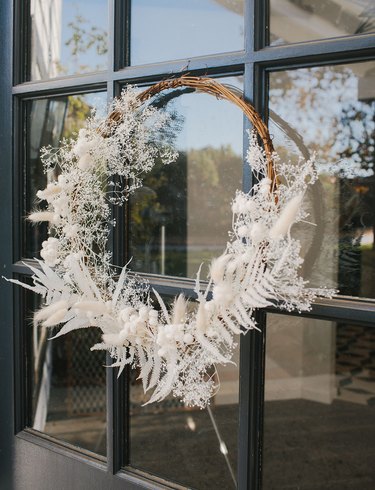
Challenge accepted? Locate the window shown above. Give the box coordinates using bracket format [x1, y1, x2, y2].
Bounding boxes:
[0, 1, 373, 489]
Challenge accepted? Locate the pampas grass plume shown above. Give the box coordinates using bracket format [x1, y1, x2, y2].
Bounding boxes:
[73, 301, 109, 314]
[102, 333, 124, 347]
[43, 308, 68, 327]
[171, 294, 187, 325]
[28, 211, 55, 223]
[269, 193, 303, 239]
[35, 300, 69, 322]
[210, 254, 230, 283]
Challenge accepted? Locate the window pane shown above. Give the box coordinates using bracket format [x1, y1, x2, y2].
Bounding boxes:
[24, 285, 106, 456]
[269, 62, 375, 299]
[24, 92, 107, 259]
[130, 0, 244, 66]
[29, 0, 108, 80]
[264, 314, 375, 489]
[269, 0, 375, 46]
[129, 76, 243, 279]
[129, 297, 239, 489]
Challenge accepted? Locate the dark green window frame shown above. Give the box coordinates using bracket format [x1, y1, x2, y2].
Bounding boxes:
[0, 1, 374, 489]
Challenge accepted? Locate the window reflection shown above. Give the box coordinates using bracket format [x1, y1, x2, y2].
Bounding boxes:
[129, 295, 239, 489]
[270, 0, 375, 45]
[269, 62, 375, 299]
[131, 0, 244, 66]
[129, 76, 243, 279]
[264, 314, 375, 489]
[29, 0, 108, 80]
[24, 287, 106, 456]
[25, 92, 107, 259]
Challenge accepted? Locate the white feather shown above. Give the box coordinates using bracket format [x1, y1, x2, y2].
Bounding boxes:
[68, 258, 96, 299]
[3, 276, 46, 296]
[137, 347, 153, 392]
[195, 329, 233, 365]
[144, 357, 178, 405]
[112, 260, 132, 306]
[78, 260, 104, 301]
[49, 317, 90, 339]
[153, 289, 170, 324]
[220, 312, 243, 335]
[37, 260, 66, 290]
[213, 321, 233, 346]
[147, 351, 162, 391]
[193, 263, 205, 302]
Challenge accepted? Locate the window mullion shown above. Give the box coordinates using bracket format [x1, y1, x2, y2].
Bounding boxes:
[238, 311, 266, 490]
[237, 57, 268, 490]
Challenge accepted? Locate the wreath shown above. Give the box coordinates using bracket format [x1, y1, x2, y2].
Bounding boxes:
[6, 77, 335, 408]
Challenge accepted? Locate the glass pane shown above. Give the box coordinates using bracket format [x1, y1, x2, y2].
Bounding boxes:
[264, 314, 375, 489]
[129, 297, 239, 489]
[269, 62, 375, 299]
[29, 0, 108, 80]
[129, 76, 243, 279]
[269, 0, 375, 46]
[131, 0, 244, 66]
[24, 92, 107, 259]
[24, 285, 107, 456]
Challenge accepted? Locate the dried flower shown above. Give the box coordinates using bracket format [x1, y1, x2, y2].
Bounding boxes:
[5, 87, 336, 408]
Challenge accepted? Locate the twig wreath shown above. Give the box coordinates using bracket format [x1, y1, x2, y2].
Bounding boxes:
[7, 76, 335, 408]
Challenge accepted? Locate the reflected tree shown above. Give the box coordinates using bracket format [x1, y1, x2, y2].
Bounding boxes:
[270, 65, 375, 296]
[55, 13, 108, 75]
[130, 144, 242, 277]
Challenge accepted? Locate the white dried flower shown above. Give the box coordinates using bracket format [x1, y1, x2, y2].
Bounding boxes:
[40, 238, 60, 266]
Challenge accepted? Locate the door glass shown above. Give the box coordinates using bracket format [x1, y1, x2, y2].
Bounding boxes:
[129, 294, 239, 489]
[24, 92, 107, 259]
[29, 0, 108, 80]
[24, 286, 107, 456]
[264, 313, 375, 489]
[130, 0, 244, 66]
[269, 62, 375, 299]
[129, 76, 243, 279]
[269, 0, 375, 46]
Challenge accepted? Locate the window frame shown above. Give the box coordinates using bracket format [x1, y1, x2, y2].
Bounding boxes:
[0, 0, 374, 489]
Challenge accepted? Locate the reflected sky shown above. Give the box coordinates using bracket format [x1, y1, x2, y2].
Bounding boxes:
[60, 0, 108, 73]
[30, 0, 108, 80]
[270, 0, 375, 45]
[172, 76, 243, 153]
[30, 0, 243, 79]
[131, 0, 244, 65]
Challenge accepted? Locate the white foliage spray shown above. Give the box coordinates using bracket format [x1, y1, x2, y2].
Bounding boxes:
[4, 88, 335, 408]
